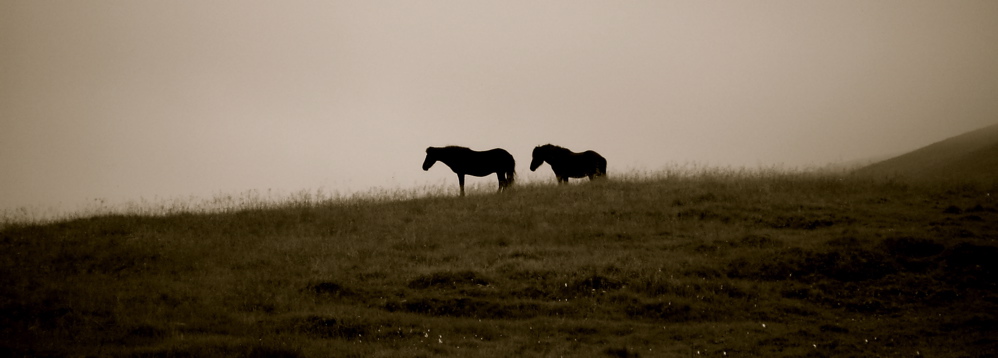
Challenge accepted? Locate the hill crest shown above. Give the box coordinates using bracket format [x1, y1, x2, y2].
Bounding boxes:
[854, 122, 998, 181]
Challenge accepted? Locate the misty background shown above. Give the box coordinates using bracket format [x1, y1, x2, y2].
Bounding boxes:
[3, 1, 997, 215]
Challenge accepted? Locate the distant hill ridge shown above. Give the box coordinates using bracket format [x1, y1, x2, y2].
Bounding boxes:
[854, 122, 998, 181]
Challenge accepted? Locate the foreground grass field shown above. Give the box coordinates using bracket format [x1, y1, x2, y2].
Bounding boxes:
[2, 172, 996, 357]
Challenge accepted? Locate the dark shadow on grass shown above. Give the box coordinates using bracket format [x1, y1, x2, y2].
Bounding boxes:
[382, 296, 576, 319]
[305, 281, 357, 299]
[408, 271, 491, 290]
[285, 315, 367, 339]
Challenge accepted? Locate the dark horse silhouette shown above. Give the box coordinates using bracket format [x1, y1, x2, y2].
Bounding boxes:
[529, 144, 606, 183]
[422, 146, 516, 196]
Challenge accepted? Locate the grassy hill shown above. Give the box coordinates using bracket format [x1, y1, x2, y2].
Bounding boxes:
[2, 172, 997, 357]
[855, 122, 998, 181]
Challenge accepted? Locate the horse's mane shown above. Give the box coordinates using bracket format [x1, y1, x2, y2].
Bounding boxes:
[435, 145, 472, 153]
[538, 144, 573, 155]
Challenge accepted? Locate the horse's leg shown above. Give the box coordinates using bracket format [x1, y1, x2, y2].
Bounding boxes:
[496, 173, 505, 193]
[458, 173, 466, 196]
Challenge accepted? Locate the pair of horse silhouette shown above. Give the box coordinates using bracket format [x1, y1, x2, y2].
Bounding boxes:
[422, 144, 607, 196]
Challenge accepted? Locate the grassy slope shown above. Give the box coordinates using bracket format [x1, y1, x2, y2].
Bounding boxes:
[2, 173, 997, 357]
[855, 122, 998, 181]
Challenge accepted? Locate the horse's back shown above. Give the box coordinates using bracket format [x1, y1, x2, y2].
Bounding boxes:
[582, 150, 606, 163]
[485, 148, 515, 163]
[484, 148, 513, 156]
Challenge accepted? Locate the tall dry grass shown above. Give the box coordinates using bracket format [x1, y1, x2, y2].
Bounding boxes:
[2, 169, 996, 357]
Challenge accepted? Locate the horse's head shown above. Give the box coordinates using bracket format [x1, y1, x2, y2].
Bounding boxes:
[529, 146, 546, 171]
[422, 147, 437, 171]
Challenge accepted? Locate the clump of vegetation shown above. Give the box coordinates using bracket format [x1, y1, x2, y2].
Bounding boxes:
[2, 169, 996, 357]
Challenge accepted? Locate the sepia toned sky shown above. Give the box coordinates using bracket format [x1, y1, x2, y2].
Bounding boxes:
[3, 1, 998, 213]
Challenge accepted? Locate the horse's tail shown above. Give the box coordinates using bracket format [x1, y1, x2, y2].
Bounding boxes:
[507, 154, 516, 186]
[597, 156, 608, 178]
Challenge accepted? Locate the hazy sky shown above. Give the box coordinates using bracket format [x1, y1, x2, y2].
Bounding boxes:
[3, 1, 998, 212]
